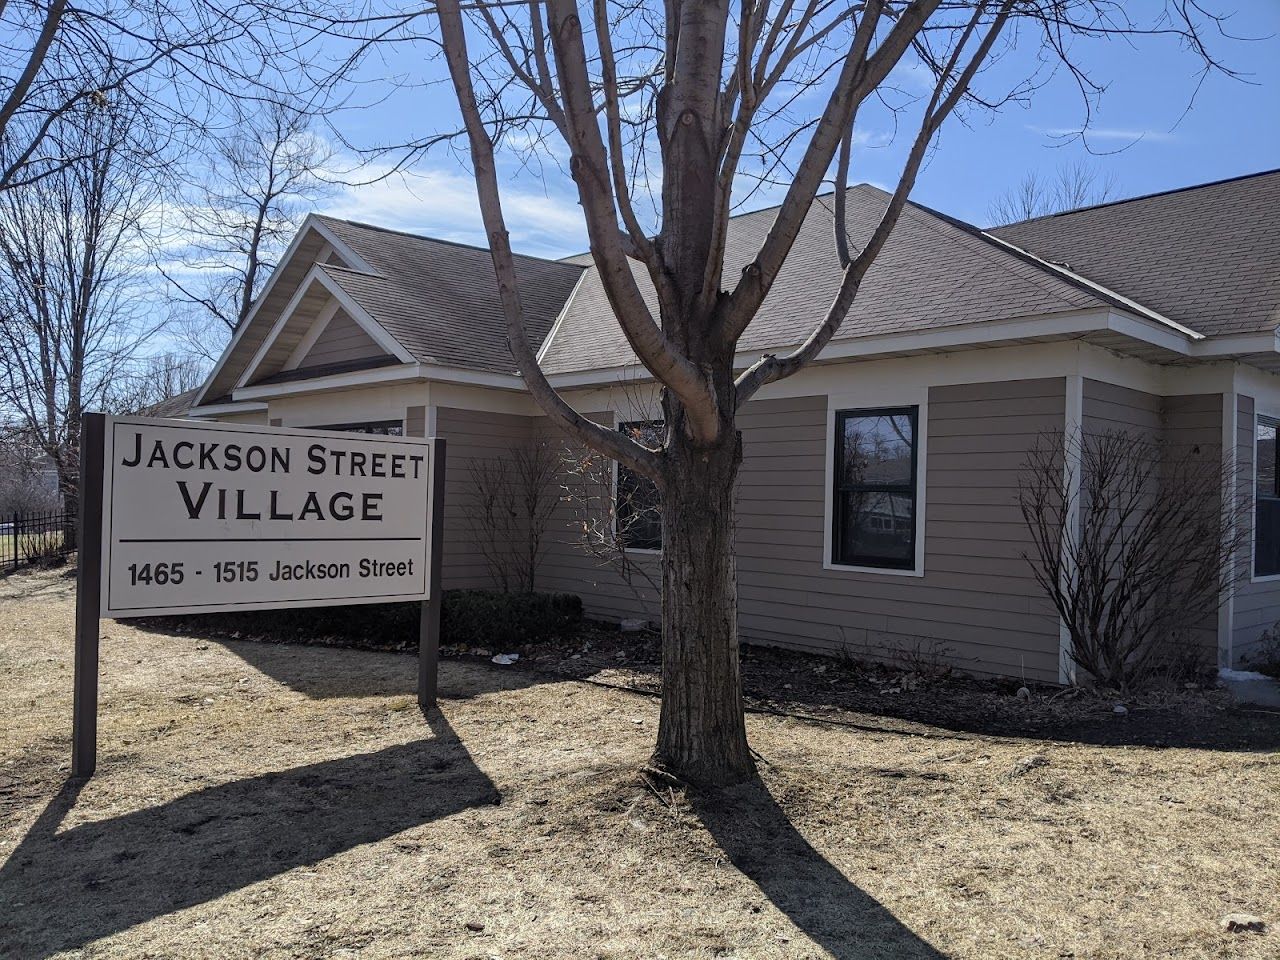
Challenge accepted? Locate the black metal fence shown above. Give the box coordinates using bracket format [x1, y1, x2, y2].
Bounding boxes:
[2, 510, 75, 572]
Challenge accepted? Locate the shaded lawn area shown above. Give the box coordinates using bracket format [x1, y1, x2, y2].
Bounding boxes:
[1, 568, 1277, 959]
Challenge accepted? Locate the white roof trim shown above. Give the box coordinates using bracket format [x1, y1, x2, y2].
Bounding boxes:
[191, 215, 379, 407]
[1189, 329, 1280, 357]
[186, 400, 269, 418]
[542, 306, 1198, 389]
[978, 230, 1206, 341]
[315, 266, 416, 364]
[535, 268, 589, 364]
[283, 298, 341, 371]
[229, 360, 525, 402]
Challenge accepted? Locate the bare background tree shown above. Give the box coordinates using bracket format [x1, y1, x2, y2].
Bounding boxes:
[115, 352, 208, 415]
[0, 421, 60, 515]
[402, 0, 1233, 784]
[1019, 429, 1246, 690]
[987, 159, 1117, 225]
[164, 99, 335, 362]
[466, 437, 560, 593]
[0, 0, 293, 193]
[0, 98, 162, 526]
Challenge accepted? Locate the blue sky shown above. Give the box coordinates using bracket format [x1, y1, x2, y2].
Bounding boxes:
[313, 2, 1280, 262]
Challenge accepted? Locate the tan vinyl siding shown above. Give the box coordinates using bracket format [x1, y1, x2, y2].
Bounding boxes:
[534, 413, 661, 621]
[434, 406, 535, 591]
[1232, 394, 1280, 665]
[736, 381, 1064, 681]
[1162, 392, 1224, 662]
[1080, 381, 1223, 665]
[297, 309, 389, 369]
[1082, 379, 1161, 439]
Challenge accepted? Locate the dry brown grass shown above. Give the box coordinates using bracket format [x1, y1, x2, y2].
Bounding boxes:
[1, 567, 1278, 959]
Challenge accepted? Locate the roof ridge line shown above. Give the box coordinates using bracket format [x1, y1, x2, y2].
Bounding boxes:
[992, 167, 1280, 228]
[901, 196, 1204, 339]
[313, 214, 585, 269]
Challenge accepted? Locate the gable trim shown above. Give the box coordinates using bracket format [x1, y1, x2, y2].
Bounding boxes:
[192, 215, 379, 407]
[283, 299, 340, 371]
[234, 265, 413, 390]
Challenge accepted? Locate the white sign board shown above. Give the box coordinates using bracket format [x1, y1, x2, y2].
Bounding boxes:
[99, 416, 434, 618]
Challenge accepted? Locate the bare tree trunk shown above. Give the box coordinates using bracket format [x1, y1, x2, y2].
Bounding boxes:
[653, 428, 753, 785]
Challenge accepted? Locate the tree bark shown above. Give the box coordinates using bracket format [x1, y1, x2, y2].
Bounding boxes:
[653, 427, 754, 786]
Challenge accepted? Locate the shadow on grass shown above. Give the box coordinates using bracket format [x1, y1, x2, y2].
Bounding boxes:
[692, 779, 944, 959]
[0, 713, 496, 960]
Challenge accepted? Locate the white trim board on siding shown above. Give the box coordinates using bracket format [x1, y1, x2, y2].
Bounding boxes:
[282, 299, 341, 370]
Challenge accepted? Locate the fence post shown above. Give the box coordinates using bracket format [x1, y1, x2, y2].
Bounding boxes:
[10, 512, 16, 572]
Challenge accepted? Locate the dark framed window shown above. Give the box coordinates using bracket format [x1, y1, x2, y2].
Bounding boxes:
[831, 406, 918, 570]
[1256, 415, 1280, 576]
[617, 420, 663, 551]
[313, 420, 404, 436]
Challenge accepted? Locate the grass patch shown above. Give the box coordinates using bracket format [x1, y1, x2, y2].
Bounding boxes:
[1, 567, 1277, 959]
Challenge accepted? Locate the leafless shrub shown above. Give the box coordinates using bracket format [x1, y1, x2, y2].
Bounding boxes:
[1019, 428, 1247, 691]
[889, 638, 956, 682]
[466, 437, 558, 594]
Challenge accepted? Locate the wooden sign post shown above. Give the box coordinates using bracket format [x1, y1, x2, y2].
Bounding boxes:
[71, 414, 445, 779]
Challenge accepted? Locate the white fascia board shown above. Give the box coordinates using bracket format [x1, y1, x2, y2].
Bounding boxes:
[235, 267, 415, 391]
[1189, 330, 1280, 358]
[235, 264, 332, 389]
[544, 307, 1193, 390]
[312, 269, 416, 364]
[186, 401, 270, 418]
[233, 363, 425, 401]
[283, 299, 341, 371]
[1102, 309, 1197, 355]
[306, 217, 376, 274]
[230, 360, 525, 403]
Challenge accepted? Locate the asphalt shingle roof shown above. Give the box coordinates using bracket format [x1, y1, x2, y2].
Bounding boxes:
[991, 169, 1280, 338]
[538, 185, 1110, 375]
[314, 216, 584, 373]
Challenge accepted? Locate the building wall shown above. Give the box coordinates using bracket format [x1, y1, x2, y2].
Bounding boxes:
[1079, 381, 1224, 664]
[201, 338, 1280, 680]
[1233, 393, 1280, 665]
[298, 310, 389, 370]
[1082, 379, 1161, 439]
[534, 379, 1067, 681]
[534, 413, 662, 622]
[434, 406, 536, 591]
[736, 380, 1065, 681]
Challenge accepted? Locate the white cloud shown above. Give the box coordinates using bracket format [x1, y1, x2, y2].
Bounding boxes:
[323, 164, 588, 260]
[1034, 126, 1176, 143]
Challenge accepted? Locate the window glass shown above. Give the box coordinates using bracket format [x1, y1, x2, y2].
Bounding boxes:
[617, 420, 662, 551]
[313, 420, 404, 436]
[832, 408, 918, 569]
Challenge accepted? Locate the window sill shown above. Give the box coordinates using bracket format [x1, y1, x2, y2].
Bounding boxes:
[823, 559, 924, 578]
[1250, 572, 1280, 584]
